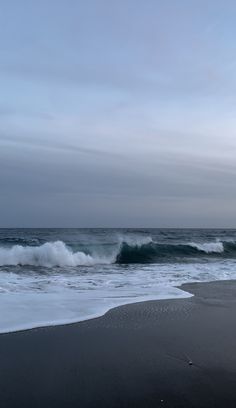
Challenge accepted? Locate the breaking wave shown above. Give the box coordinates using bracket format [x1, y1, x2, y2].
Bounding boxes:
[0, 238, 235, 267]
[0, 241, 108, 267]
[116, 240, 227, 264]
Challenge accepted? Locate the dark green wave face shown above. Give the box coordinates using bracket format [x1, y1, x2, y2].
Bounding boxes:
[115, 241, 236, 264]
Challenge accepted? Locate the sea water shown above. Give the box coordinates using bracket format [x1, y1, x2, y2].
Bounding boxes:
[0, 228, 236, 333]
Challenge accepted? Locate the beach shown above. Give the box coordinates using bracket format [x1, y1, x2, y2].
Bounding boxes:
[0, 280, 236, 407]
[1, 0, 235, 404]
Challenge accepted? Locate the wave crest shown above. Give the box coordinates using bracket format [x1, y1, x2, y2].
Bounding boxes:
[115, 240, 234, 264]
[0, 239, 235, 266]
[189, 242, 224, 253]
[0, 241, 107, 267]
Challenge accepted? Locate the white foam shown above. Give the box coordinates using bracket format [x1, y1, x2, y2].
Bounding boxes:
[0, 287, 191, 334]
[189, 241, 224, 253]
[0, 259, 236, 333]
[0, 241, 113, 267]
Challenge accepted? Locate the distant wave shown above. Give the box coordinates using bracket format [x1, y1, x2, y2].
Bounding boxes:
[0, 238, 235, 267]
[0, 237, 40, 246]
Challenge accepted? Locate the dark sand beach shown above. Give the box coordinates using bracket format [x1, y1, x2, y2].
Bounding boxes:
[0, 280, 236, 408]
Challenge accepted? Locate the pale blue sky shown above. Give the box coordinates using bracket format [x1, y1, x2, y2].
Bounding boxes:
[1, 1, 236, 227]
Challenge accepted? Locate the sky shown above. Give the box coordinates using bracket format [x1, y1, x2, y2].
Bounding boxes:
[1, 0, 236, 227]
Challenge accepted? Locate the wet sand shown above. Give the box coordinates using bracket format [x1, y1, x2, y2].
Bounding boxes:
[0, 280, 236, 407]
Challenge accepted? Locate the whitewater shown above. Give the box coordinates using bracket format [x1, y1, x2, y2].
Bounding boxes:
[0, 228, 236, 333]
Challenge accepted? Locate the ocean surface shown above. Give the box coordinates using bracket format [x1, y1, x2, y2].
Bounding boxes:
[0, 228, 236, 333]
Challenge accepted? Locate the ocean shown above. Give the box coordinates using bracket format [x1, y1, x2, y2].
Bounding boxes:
[0, 228, 236, 333]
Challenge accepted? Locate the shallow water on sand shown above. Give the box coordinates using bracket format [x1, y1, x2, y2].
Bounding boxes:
[0, 228, 236, 333]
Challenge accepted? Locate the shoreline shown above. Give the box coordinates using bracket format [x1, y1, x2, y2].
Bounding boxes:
[1, 280, 236, 407]
[0, 287, 193, 336]
[0, 278, 233, 336]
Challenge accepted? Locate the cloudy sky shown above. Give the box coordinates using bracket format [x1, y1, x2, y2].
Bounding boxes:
[1, 0, 236, 227]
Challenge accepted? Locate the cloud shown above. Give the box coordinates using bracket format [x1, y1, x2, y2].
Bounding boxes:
[1, 0, 236, 226]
